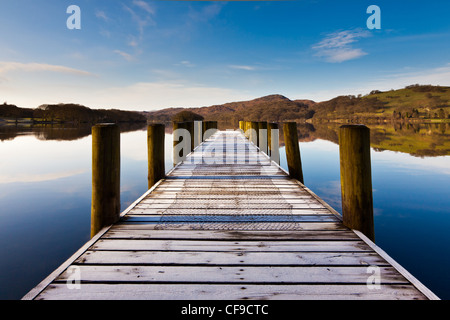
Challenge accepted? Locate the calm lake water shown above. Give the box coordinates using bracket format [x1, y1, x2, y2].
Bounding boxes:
[0, 123, 449, 300]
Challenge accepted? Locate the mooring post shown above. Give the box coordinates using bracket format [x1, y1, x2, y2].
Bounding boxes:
[202, 121, 211, 140]
[173, 121, 182, 151]
[173, 121, 189, 166]
[339, 125, 374, 241]
[194, 120, 202, 148]
[258, 121, 268, 154]
[239, 121, 245, 132]
[147, 123, 165, 189]
[249, 121, 259, 146]
[185, 121, 195, 152]
[202, 121, 207, 140]
[268, 122, 280, 164]
[283, 122, 304, 184]
[244, 121, 249, 138]
[203, 121, 218, 141]
[91, 123, 120, 238]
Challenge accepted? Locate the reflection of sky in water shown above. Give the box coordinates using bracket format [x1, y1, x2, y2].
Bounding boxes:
[0, 132, 449, 299]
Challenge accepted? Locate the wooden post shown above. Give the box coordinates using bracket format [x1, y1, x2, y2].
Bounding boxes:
[239, 121, 244, 132]
[268, 122, 280, 164]
[202, 121, 207, 140]
[194, 120, 202, 148]
[147, 124, 165, 189]
[203, 121, 218, 140]
[202, 121, 211, 140]
[185, 121, 195, 152]
[91, 123, 120, 238]
[339, 125, 374, 241]
[249, 121, 259, 146]
[173, 121, 182, 149]
[173, 122, 189, 166]
[283, 122, 304, 184]
[258, 121, 268, 154]
[244, 121, 249, 138]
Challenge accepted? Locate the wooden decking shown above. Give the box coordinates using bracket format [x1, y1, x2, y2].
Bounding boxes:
[23, 130, 438, 300]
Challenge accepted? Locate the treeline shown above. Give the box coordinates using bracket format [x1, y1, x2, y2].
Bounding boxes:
[392, 108, 447, 120]
[311, 96, 386, 120]
[0, 103, 147, 124]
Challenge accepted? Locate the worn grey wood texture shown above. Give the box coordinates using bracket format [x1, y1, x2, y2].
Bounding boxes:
[23, 130, 438, 300]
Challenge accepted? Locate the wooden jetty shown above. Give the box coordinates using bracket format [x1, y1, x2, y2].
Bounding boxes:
[23, 128, 439, 300]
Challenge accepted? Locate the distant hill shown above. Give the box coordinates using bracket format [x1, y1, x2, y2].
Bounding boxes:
[146, 85, 449, 125]
[147, 94, 315, 124]
[0, 103, 147, 124]
[311, 84, 450, 122]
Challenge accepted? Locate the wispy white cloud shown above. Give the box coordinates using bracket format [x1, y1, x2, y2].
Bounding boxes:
[128, 36, 139, 47]
[114, 50, 135, 62]
[188, 3, 224, 22]
[133, 0, 155, 15]
[312, 29, 370, 63]
[179, 60, 195, 67]
[0, 61, 93, 76]
[229, 65, 257, 71]
[95, 10, 109, 22]
[124, 1, 156, 38]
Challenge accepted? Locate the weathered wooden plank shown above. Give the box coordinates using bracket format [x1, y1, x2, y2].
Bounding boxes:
[139, 198, 324, 205]
[113, 221, 349, 231]
[143, 193, 316, 199]
[169, 174, 289, 178]
[146, 190, 311, 195]
[55, 265, 409, 284]
[102, 229, 358, 240]
[155, 186, 306, 191]
[157, 183, 302, 188]
[135, 199, 325, 207]
[158, 180, 301, 185]
[134, 204, 326, 211]
[35, 283, 428, 300]
[128, 208, 330, 215]
[90, 239, 371, 252]
[75, 250, 388, 266]
[122, 214, 339, 223]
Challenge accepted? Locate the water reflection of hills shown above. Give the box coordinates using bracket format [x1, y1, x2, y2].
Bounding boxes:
[216, 121, 449, 158]
[3, 121, 447, 157]
[282, 122, 449, 157]
[0, 123, 147, 141]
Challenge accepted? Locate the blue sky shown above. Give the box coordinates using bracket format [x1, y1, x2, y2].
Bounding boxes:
[0, 0, 449, 110]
